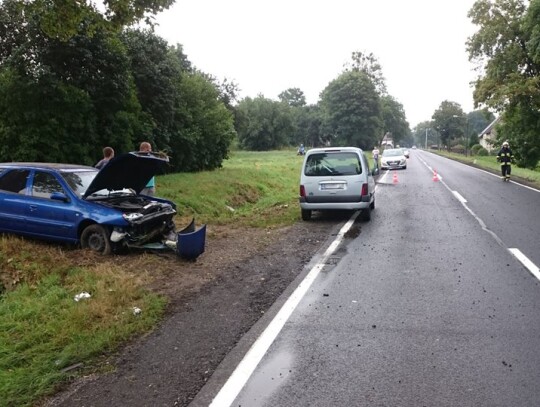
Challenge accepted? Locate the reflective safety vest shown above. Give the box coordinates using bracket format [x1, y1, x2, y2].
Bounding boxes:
[497, 148, 513, 165]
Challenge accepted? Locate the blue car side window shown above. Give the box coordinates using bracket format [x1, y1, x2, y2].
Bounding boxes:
[32, 172, 65, 199]
[0, 169, 30, 194]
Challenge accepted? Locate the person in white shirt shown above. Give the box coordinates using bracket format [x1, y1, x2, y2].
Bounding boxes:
[372, 146, 380, 169]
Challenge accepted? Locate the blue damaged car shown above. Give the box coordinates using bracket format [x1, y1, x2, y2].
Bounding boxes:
[0, 152, 177, 254]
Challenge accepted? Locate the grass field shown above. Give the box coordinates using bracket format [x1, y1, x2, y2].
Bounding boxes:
[159, 150, 306, 227]
[0, 148, 538, 406]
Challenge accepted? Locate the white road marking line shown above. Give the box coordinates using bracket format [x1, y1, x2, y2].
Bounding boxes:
[452, 191, 467, 203]
[469, 166, 540, 192]
[417, 154, 506, 247]
[423, 163, 442, 182]
[509, 249, 540, 281]
[210, 180, 383, 406]
[419, 154, 540, 282]
[209, 205, 374, 406]
[421, 150, 540, 193]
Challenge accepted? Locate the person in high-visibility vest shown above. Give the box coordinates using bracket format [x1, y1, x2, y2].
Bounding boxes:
[496, 141, 514, 181]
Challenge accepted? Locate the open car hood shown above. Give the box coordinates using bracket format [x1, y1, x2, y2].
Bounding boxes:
[84, 152, 169, 198]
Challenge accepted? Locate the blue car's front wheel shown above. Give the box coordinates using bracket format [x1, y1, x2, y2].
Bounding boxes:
[81, 224, 112, 255]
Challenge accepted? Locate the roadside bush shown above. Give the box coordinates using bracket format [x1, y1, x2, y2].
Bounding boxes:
[450, 144, 465, 154]
[470, 144, 482, 154]
[476, 148, 489, 156]
[471, 144, 488, 156]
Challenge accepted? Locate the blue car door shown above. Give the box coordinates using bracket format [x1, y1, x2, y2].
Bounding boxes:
[0, 169, 32, 233]
[24, 170, 81, 241]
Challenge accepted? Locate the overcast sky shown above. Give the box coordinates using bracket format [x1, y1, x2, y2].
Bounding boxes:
[154, 0, 479, 128]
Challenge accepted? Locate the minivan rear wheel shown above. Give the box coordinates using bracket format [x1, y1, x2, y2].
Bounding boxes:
[361, 206, 371, 222]
[301, 209, 312, 221]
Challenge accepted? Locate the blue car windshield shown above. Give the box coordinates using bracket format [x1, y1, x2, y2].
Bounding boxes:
[61, 171, 98, 197]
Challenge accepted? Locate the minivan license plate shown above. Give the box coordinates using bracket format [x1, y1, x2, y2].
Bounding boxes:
[321, 183, 344, 190]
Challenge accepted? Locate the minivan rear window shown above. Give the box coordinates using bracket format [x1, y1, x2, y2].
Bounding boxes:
[304, 152, 362, 176]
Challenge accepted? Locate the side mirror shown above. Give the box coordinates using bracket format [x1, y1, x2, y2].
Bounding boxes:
[371, 167, 380, 176]
[50, 192, 70, 202]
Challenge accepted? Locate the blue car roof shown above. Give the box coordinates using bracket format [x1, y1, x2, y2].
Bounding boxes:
[1, 151, 169, 197]
[0, 162, 95, 171]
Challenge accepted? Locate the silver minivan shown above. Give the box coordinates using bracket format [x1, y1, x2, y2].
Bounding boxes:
[299, 147, 375, 221]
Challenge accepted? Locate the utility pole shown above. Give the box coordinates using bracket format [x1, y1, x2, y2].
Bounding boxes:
[425, 128, 428, 150]
[465, 118, 470, 156]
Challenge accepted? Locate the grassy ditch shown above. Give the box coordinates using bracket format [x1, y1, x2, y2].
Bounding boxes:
[160, 150, 305, 227]
[0, 149, 305, 407]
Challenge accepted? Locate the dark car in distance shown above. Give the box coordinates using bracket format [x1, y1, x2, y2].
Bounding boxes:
[0, 152, 177, 254]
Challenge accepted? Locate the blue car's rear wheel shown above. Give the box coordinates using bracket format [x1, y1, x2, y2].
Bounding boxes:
[81, 225, 112, 255]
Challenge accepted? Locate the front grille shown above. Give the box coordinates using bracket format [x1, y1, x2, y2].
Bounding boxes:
[127, 212, 175, 244]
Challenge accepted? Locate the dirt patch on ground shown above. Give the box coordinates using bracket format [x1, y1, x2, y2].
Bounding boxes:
[43, 217, 344, 407]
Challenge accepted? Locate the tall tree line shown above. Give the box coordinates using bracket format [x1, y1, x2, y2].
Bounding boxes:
[235, 51, 411, 151]
[0, 0, 235, 172]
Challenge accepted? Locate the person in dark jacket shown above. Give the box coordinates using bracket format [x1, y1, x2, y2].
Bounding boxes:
[95, 146, 114, 170]
[496, 141, 513, 181]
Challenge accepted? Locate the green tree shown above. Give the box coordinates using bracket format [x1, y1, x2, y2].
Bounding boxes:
[236, 96, 293, 151]
[170, 72, 235, 171]
[278, 88, 307, 107]
[121, 29, 184, 151]
[293, 105, 324, 148]
[216, 78, 241, 111]
[0, 1, 141, 163]
[54, 29, 141, 155]
[319, 70, 382, 148]
[431, 101, 465, 147]
[466, 109, 495, 147]
[467, 0, 540, 167]
[214, 77, 241, 142]
[278, 87, 309, 147]
[26, 0, 174, 41]
[467, 0, 535, 110]
[380, 95, 411, 147]
[0, 70, 96, 163]
[347, 51, 387, 95]
[0, 0, 236, 170]
[497, 104, 540, 167]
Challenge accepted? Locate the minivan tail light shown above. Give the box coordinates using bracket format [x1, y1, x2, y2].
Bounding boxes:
[361, 183, 368, 196]
[300, 185, 306, 197]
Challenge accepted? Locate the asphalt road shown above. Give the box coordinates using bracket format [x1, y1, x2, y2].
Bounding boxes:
[193, 150, 540, 407]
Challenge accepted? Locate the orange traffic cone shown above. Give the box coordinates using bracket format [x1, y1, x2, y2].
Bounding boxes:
[393, 171, 399, 184]
[432, 169, 439, 182]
